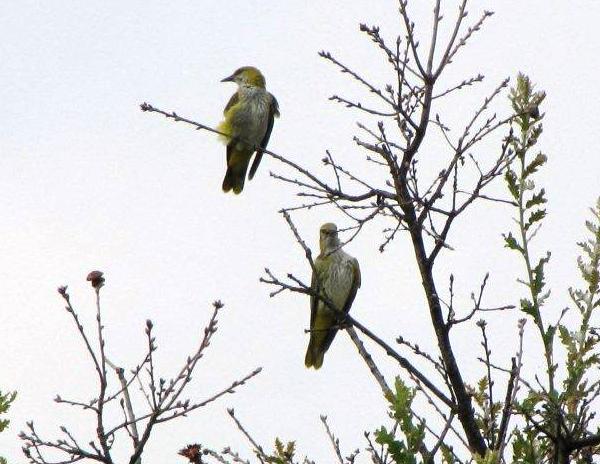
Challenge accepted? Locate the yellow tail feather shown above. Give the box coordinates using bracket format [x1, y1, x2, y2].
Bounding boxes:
[222, 146, 251, 194]
[304, 339, 325, 370]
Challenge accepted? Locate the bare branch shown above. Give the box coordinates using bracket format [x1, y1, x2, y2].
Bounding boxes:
[227, 409, 268, 464]
[347, 327, 393, 398]
[320, 416, 344, 464]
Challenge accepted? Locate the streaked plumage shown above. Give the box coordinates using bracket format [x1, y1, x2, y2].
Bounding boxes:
[217, 66, 279, 194]
[305, 223, 361, 369]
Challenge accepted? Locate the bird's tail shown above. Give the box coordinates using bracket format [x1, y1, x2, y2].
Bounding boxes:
[222, 146, 251, 194]
[304, 336, 326, 369]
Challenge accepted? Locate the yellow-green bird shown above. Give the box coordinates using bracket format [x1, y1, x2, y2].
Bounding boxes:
[217, 66, 279, 194]
[305, 223, 361, 369]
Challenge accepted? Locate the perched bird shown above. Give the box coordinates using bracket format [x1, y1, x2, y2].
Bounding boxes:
[305, 223, 361, 369]
[217, 66, 279, 194]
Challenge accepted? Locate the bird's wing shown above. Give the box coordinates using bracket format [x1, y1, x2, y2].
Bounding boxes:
[312, 254, 356, 357]
[223, 92, 239, 115]
[248, 93, 279, 180]
[342, 257, 361, 313]
[309, 258, 321, 329]
[223, 93, 240, 166]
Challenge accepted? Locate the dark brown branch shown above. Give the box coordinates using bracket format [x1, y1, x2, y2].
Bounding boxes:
[405, 218, 487, 454]
[568, 433, 600, 452]
[496, 358, 517, 454]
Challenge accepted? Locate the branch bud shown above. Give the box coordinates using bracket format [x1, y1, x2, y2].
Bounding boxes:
[178, 444, 203, 463]
[86, 270, 105, 290]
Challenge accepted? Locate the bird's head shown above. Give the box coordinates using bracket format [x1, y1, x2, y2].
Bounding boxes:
[319, 223, 340, 254]
[221, 66, 266, 89]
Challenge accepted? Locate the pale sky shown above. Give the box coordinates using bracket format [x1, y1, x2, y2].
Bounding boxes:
[1, 1, 600, 463]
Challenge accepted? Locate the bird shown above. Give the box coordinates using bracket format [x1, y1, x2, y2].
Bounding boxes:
[305, 223, 361, 369]
[217, 66, 279, 194]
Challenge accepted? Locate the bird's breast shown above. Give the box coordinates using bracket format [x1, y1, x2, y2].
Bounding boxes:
[229, 90, 270, 145]
[319, 254, 355, 310]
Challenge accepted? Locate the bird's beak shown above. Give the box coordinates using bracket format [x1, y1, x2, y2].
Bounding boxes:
[221, 74, 235, 83]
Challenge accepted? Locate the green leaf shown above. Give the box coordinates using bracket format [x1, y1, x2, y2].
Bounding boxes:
[558, 325, 573, 350]
[503, 232, 523, 253]
[531, 252, 551, 296]
[375, 378, 425, 463]
[520, 298, 537, 318]
[266, 438, 296, 464]
[505, 169, 519, 199]
[525, 188, 547, 209]
[524, 209, 546, 232]
[375, 427, 414, 464]
[0, 391, 16, 434]
[441, 445, 455, 464]
[475, 450, 499, 464]
[519, 392, 543, 414]
[543, 325, 556, 349]
[523, 153, 547, 179]
[512, 428, 540, 464]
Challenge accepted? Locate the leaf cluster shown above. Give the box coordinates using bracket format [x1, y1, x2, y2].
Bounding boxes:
[469, 376, 502, 448]
[374, 378, 426, 464]
[0, 390, 16, 464]
[0, 390, 16, 433]
[503, 76, 600, 463]
[503, 74, 549, 331]
[265, 439, 297, 464]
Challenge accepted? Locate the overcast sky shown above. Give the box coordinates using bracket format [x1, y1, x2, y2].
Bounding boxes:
[2, 1, 600, 463]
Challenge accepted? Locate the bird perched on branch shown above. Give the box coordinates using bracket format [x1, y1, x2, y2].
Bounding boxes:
[217, 66, 279, 194]
[305, 223, 361, 369]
